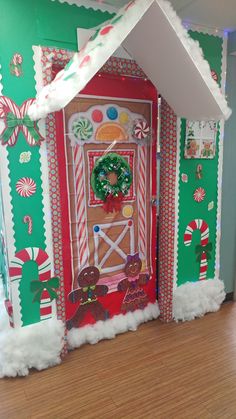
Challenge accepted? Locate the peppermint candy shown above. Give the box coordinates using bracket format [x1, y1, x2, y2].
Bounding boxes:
[72, 117, 93, 141]
[193, 187, 206, 203]
[16, 177, 36, 198]
[133, 119, 150, 140]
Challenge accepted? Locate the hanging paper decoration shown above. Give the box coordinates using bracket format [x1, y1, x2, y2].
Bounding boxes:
[91, 152, 132, 213]
[193, 187, 206, 203]
[0, 96, 44, 146]
[184, 219, 212, 280]
[23, 215, 33, 235]
[19, 151, 31, 164]
[66, 266, 109, 330]
[184, 120, 217, 159]
[196, 164, 203, 180]
[72, 117, 93, 141]
[132, 119, 150, 140]
[118, 254, 149, 312]
[16, 177, 36, 198]
[10, 53, 23, 77]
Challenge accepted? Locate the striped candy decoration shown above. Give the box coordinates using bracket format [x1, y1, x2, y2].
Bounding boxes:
[9, 247, 55, 321]
[0, 96, 44, 146]
[133, 119, 150, 140]
[137, 146, 147, 260]
[16, 177, 36, 198]
[184, 219, 209, 281]
[73, 146, 89, 277]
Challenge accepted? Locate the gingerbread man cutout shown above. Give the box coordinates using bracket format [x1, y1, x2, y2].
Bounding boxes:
[117, 253, 149, 313]
[66, 266, 109, 330]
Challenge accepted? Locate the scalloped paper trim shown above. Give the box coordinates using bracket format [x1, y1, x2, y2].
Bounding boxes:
[50, 0, 117, 13]
[215, 34, 228, 279]
[0, 66, 21, 323]
[173, 117, 181, 289]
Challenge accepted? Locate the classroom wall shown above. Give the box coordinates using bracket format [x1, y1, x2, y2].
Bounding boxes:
[177, 30, 224, 285]
[221, 31, 236, 294]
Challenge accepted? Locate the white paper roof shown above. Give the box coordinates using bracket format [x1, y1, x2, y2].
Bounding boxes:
[28, 0, 231, 121]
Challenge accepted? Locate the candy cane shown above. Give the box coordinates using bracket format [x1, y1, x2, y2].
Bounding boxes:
[184, 219, 209, 280]
[73, 146, 89, 274]
[9, 247, 53, 321]
[12, 53, 23, 66]
[23, 215, 33, 234]
[137, 145, 147, 260]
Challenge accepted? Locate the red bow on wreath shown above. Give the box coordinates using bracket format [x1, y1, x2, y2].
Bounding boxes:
[103, 192, 124, 213]
[0, 96, 44, 146]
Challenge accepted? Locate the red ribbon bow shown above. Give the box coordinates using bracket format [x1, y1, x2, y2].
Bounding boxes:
[103, 192, 123, 213]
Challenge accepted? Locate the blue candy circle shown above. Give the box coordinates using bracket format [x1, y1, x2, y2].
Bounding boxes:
[94, 225, 100, 233]
[107, 107, 118, 120]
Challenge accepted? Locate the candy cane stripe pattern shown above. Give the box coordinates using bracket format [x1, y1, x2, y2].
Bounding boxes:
[184, 219, 209, 280]
[73, 146, 89, 272]
[9, 247, 54, 321]
[137, 146, 147, 260]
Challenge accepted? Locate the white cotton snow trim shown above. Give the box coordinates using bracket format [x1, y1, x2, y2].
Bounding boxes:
[157, 0, 231, 120]
[0, 288, 64, 377]
[173, 278, 226, 322]
[67, 302, 159, 349]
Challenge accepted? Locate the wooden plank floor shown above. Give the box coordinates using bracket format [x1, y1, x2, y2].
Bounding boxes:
[1, 302, 236, 418]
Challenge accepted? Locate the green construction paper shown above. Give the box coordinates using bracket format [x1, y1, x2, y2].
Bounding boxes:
[177, 32, 223, 285]
[36, 0, 113, 47]
[20, 260, 40, 325]
[0, 0, 112, 326]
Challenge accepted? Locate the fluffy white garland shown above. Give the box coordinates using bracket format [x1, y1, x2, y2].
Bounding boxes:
[68, 302, 159, 349]
[0, 286, 64, 377]
[173, 278, 226, 322]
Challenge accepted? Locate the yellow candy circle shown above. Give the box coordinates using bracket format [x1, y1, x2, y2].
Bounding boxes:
[119, 112, 129, 125]
[122, 205, 133, 218]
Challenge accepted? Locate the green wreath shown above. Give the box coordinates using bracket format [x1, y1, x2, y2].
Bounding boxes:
[91, 152, 132, 201]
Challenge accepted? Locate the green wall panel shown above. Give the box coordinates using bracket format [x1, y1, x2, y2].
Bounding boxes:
[0, 0, 112, 325]
[221, 31, 236, 293]
[177, 32, 223, 286]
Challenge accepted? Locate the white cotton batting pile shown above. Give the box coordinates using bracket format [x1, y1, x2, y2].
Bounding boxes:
[173, 278, 226, 322]
[67, 301, 159, 349]
[0, 287, 64, 378]
[158, 0, 231, 119]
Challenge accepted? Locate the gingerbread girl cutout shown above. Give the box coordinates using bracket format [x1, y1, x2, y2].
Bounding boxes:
[118, 253, 149, 313]
[66, 266, 109, 330]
